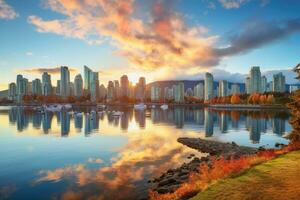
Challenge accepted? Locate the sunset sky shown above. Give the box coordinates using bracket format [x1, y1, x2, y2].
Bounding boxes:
[0, 0, 300, 90]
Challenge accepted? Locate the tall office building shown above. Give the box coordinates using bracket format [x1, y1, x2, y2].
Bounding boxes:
[151, 85, 161, 102]
[56, 80, 61, 95]
[205, 73, 214, 101]
[8, 83, 17, 101]
[114, 80, 120, 100]
[174, 82, 184, 103]
[231, 84, 240, 95]
[74, 74, 83, 97]
[218, 80, 228, 97]
[194, 82, 204, 99]
[261, 75, 267, 93]
[135, 77, 146, 101]
[120, 75, 129, 98]
[42, 72, 52, 96]
[249, 66, 262, 93]
[84, 65, 93, 91]
[16, 75, 28, 102]
[107, 81, 115, 101]
[273, 72, 286, 92]
[90, 72, 99, 102]
[60, 66, 70, 97]
[185, 88, 193, 97]
[32, 79, 42, 95]
[245, 77, 251, 94]
[99, 84, 107, 100]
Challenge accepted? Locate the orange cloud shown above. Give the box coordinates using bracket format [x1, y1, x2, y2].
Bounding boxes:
[0, 0, 18, 20]
[19, 67, 78, 75]
[28, 0, 219, 71]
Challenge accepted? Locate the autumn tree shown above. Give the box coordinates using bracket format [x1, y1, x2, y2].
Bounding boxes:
[230, 94, 240, 104]
[266, 94, 275, 104]
[287, 64, 300, 141]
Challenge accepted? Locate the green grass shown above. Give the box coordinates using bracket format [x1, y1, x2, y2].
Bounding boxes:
[190, 151, 300, 200]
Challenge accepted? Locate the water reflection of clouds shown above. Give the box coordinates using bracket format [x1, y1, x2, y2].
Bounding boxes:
[35, 128, 203, 200]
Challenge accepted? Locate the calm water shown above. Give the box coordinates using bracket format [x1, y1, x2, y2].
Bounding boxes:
[0, 106, 290, 200]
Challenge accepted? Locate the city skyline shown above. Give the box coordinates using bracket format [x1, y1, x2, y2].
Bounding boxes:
[1, 0, 300, 90]
[7, 65, 296, 103]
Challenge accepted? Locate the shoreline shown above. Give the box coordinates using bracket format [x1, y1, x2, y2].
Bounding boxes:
[0, 102, 287, 110]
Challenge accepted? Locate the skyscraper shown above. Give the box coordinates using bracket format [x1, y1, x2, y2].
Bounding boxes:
[90, 72, 99, 102]
[273, 72, 286, 92]
[8, 83, 17, 101]
[60, 66, 70, 97]
[185, 88, 193, 97]
[194, 82, 204, 99]
[231, 84, 240, 95]
[84, 65, 93, 91]
[107, 81, 114, 101]
[174, 82, 184, 103]
[114, 80, 120, 100]
[42, 72, 52, 96]
[16, 75, 28, 102]
[135, 77, 146, 101]
[56, 80, 61, 95]
[151, 85, 161, 102]
[245, 77, 251, 94]
[32, 78, 42, 95]
[249, 66, 262, 93]
[261, 75, 267, 93]
[205, 72, 214, 101]
[120, 75, 129, 98]
[218, 80, 228, 97]
[74, 74, 83, 97]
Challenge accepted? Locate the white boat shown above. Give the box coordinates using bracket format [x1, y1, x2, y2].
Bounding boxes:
[160, 104, 168, 110]
[134, 103, 146, 110]
[151, 105, 156, 108]
[97, 104, 106, 109]
[112, 111, 124, 116]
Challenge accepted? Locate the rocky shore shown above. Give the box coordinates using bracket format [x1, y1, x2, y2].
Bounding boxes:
[149, 138, 258, 195]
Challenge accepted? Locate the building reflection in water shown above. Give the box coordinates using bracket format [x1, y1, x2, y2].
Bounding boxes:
[7, 107, 289, 143]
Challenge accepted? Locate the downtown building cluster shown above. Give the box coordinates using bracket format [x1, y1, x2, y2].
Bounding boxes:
[8, 66, 146, 103]
[150, 66, 291, 103]
[7, 65, 292, 103]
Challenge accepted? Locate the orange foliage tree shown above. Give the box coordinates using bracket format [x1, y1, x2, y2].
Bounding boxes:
[230, 94, 240, 104]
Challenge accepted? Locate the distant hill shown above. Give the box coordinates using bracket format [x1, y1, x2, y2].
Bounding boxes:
[0, 90, 8, 98]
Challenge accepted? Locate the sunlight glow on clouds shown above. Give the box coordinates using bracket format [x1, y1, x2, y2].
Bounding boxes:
[0, 0, 18, 20]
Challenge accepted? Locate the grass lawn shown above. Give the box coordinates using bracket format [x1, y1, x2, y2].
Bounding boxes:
[190, 151, 300, 200]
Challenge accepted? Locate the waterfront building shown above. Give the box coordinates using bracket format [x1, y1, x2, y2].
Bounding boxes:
[205, 73, 214, 101]
[231, 84, 240, 95]
[120, 75, 129, 98]
[8, 83, 17, 101]
[151, 85, 161, 102]
[135, 77, 146, 101]
[249, 66, 262, 93]
[60, 66, 70, 97]
[218, 80, 228, 97]
[42, 72, 52, 96]
[261, 75, 267, 93]
[185, 88, 193, 97]
[245, 77, 251, 94]
[84, 65, 93, 92]
[114, 80, 120, 100]
[99, 84, 107, 100]
[32, 79, 42, 95]
[16, 75, 29, 102]
[194, 82, 204, 99]
[56, 80, 61, 95]
[174, 82, 184, 103]
[90, 72, 99, 102]
[273, 72, 286, 92]
[107, 81, 115, 101]
[290, 85, 300, 93]
[74, 74, 83, 97]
